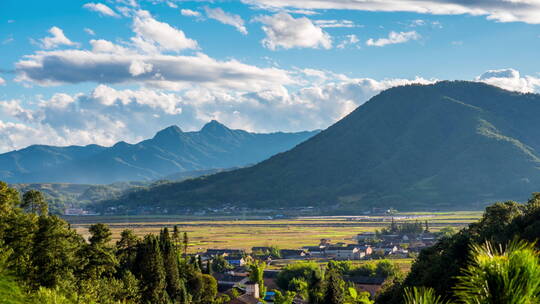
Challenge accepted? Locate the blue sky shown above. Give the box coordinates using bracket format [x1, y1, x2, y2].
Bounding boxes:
[0, 0, 539, 152]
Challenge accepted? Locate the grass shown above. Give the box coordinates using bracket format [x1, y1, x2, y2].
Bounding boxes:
[69, 211, 481, 254]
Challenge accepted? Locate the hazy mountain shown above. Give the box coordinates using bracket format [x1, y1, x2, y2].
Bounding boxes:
[98, 82, 540, 212]
[0, 121, 318, 184]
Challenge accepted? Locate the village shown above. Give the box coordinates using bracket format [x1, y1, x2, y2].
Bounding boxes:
[195, 220, 441, 303]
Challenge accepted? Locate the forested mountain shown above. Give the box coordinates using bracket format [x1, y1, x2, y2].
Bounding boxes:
[0, 121, 318, 184]
[98, 81, 540, 212]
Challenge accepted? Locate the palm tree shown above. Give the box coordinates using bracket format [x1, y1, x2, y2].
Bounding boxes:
[454, 240, 540, 304]
[403, 287, 450, 304]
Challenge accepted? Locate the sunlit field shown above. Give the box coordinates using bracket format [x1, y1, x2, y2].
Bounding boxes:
[68, 211, 482, 253]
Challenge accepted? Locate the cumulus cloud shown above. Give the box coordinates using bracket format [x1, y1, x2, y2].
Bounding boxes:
[204, 7, 248, 34]
[83, 3, 120, 17]
[476, 68, 540, 93]
[366, 31, 420, 47]
[242, 0, 540, 24]
[0, 77, 5, 86]
[0, 73, 436, 152]
[255, 12, 332, 50]
[40, 26, 78, 49]
[181, 9, 201, 17]
[15, 10, 291, 91]
[131, 10, 198, 52]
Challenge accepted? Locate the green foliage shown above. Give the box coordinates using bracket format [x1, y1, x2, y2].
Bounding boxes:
[1, 183, 222, 304]
[211, 255, 233, 273]
[378, 193, 540, 303]
[22, 190, 48, 215]
[454, 241, 540, 304]
[403, 287, 449, 304]
[274, 290, 297, 304]
[248, 260, 267, 298]
[323, 268, 345, 304]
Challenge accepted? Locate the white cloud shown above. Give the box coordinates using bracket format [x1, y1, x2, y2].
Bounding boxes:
[83, 3, 120, 17]
[476, 68, 540, 93]
[255, 12, 332, 50]
[242, 0, 540, 24]
[40, 26, 78, 49]
[366, 31, 420, 47]
[84, 28, 96, 35]
[314, 19, 357, 28]
[204, 7, 248, 35]
[15, 11, 295, 91]
[0, 77, 5, 86]
[337, 34, 359, 49]
[0, 74, 436, 152]
[129, 60, 153, 76]
[15, 48, 294, 91]
[131, 10, 198, 52]
[181, 9, 201, 17]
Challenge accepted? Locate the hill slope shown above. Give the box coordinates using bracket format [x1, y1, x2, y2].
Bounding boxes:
[98, 81, 540, 212]
[0, 121, 318, 184]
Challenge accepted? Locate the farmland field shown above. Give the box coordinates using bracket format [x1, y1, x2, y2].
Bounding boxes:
[67, 211, 482, 253]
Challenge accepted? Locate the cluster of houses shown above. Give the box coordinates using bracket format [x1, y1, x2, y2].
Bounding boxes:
[196, 227, 440, 303]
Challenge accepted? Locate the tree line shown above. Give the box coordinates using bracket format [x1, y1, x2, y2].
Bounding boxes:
[0, 181, 221, 304]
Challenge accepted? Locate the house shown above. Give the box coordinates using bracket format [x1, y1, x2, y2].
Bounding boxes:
[374, 245, 398, 255]
[280, 249, 306, 259]
[325, 246, 360, 260]
[357, 245, 373, 257]
[225, 256, 246, 266]
[205, 249, 245, 257]
[303, 246, 325, 257]
[345, 276, 386, 297]
[213, 272, 249, 292]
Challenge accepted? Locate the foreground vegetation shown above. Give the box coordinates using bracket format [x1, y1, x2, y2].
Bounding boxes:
[377, 193, 540, 303]
[2, 179, 540, 303]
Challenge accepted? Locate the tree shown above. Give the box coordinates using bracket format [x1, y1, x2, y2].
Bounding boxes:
[116, 229, 139, 272]
[248, 260, 266, 298]
[403, 287, 449, 304]
[0, 181, 20, 214]
[31, 215, 83, 288]
[274, 290, 296, 304]
[22, 190, 48, 216]
[88, 223, 112, 246]
[323, 268, 345, 304]
[134, 235, 169, 304]
[200, 274, 218, 304]
[81, 223, 117, 280]
[183, 232, 189, 258]
[211, 255, 232, 273]
[454, 240, 540, 304]
[159, 228, 185, 302]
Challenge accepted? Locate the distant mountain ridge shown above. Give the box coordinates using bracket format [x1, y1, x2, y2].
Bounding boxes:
[97, 81, 540, 212]
[0, 121, 319, 184]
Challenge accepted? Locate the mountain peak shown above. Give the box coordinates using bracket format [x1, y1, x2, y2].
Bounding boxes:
[201, 120, 230, 134]
[153, 125, 183, 140]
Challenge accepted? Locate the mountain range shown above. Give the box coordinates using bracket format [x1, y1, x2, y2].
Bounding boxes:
[0, 121, 318, 184]
[97, 81, 540, 212]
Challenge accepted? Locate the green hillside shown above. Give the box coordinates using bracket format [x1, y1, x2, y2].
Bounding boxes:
[97, 81, 540, 212]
